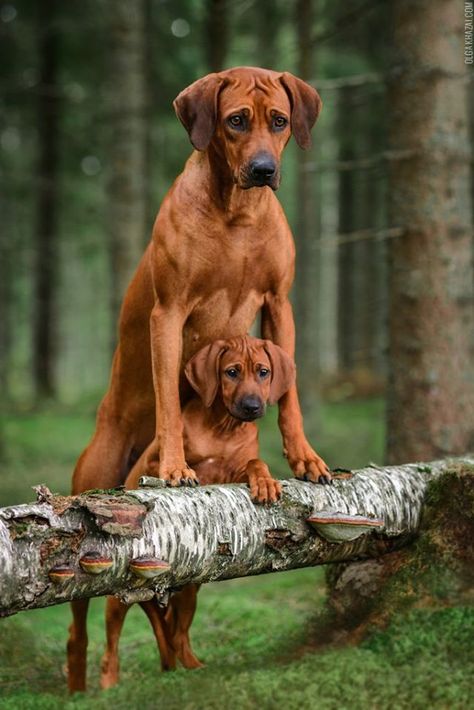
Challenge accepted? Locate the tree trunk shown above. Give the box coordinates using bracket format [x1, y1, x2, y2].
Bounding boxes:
[386, 0, 474, 462]
[337, 86, 356, 372]
[143, 0, 155, 239]
[0, 197, 12, 401]
[255, 0, 282, 70]
[33, 0, 61, 400]
[204, 0, 228, 72]
[1, 457, 472, 617]
[106, 0, 147, 348]
[317, 143, 339, 377]
[348, 105, 386, 378]
[294, 0, 321, 416]
[337, 87, 387, 380]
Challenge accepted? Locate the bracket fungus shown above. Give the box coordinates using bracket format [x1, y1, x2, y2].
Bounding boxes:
[129, 557, 171, 579]
[79, 552, 114, 575]
[307, 511, 384, 543]
[48, 564, 76, 584]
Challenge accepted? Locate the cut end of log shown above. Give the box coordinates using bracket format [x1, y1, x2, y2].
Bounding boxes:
[307, 511, 384, 543]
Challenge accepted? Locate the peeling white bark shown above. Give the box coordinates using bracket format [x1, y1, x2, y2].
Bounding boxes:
[0, 457, 472, 616]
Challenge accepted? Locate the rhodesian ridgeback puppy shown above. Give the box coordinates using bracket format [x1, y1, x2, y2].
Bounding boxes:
[67, 66, 330, 692]
[99, 335, 294, 689]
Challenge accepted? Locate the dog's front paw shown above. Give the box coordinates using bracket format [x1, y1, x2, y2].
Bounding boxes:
[144, 457, 199, 487]
[285, 443, 332, 485]
[251, 476, 282, 504]
[247, 473, 282, 504]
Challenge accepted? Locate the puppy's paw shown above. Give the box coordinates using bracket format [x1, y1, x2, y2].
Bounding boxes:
[249, 475, 282, 504]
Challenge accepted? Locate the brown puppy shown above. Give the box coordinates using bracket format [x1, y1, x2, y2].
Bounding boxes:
[99, 336, 294, 689]
[68, 67, 330, 692]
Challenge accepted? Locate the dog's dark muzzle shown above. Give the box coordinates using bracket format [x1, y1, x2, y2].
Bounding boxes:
[232, 395, 266, 421]
[243, 153, 279, 189]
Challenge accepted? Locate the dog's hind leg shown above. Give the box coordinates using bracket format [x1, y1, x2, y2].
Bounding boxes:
[71, 402, 141, 495]
[67, 598, 90, 692]
[100, 597, 132, 689]
[166, 584, 204, 670]
[139, 599, 177, 671]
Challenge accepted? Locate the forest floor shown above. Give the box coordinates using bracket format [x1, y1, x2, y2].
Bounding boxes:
[0, 399, 473, 709]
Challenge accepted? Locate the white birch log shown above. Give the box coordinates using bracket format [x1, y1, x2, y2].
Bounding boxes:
[0, 457, 472, 617]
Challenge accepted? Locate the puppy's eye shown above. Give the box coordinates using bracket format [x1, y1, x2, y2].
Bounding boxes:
[259, 368, 270, 378]
[228, 115, 244, 129]
[225, 368, 239, 379]
[273, 116, 287, 130]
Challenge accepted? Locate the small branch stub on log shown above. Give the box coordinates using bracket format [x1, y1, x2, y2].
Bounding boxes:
[0, 457, 472, 616]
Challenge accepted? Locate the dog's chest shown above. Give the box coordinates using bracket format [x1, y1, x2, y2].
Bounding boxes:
[183, 407, 257, 473]
[179, 220, 291, 356]
[184, 287, 264, 352]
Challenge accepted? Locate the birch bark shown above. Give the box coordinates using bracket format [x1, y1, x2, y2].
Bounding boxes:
[1, 457, 472, 617]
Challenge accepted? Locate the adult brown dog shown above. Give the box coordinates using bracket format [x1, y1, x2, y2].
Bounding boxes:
[99, 335, 294, 689]
[67, 66, 331, 692]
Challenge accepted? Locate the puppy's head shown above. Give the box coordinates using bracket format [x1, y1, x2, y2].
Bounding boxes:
[185, 335, 296, 422]
[173, 67, 322, 190]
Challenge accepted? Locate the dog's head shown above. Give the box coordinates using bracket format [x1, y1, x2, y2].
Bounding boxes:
[173, 67, 322, 190]
[184, 335, 296, 422]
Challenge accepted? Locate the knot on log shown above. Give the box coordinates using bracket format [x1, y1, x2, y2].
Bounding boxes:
[80, 494, 148, 537]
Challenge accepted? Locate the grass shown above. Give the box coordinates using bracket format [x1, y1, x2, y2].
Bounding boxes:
[1, 581, 473, 710]
[1, 399, 473, 709]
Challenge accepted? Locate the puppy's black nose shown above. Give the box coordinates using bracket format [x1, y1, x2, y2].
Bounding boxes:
[240, 395, 263, 417]
[250, 155, 276, 181]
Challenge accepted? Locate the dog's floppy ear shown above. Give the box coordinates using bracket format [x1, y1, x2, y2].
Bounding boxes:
[173, 73, 224, 151]
[185, 340, 228, 407]
[263, 340, 296, 405]
[280, 72, 322, 150]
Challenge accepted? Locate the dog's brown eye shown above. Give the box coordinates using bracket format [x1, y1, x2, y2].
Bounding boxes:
[226, 368, 239, 379]
[228, 115, 243, 129]
[273, 116, 287, 129]
[259, 368, 270, 378]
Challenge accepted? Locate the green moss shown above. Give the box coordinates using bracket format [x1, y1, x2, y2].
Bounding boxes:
[416, 464, 432, 474]
[8, 521, 30, 537]
[322, 465, 474, 644]
[79, 488, 126, 497]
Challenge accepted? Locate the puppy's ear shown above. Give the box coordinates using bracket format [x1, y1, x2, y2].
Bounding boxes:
[185, 340, 227, 407]
[280, 72, 322, 150]
[173, 74, 224, 151]
[263, 341, 296, 405]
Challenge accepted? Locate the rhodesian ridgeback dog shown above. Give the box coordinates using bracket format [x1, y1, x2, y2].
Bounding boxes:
[99, 335, 294, 688]
[67, 66, 330, 692]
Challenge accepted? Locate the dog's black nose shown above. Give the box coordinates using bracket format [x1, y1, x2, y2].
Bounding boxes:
[250, 155, 276, 181]
[240, 396, 264, 417]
